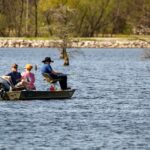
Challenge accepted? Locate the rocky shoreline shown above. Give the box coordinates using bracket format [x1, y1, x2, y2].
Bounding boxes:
[0, 39, 149, 48]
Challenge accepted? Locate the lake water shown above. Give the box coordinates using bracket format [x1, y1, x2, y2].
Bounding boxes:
[0, 48, 150, 150]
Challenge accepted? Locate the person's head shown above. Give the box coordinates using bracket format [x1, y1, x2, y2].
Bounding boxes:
[11, 64, 18, 72]
[42, 57, 54, 64]
[25, 64, 33, 72]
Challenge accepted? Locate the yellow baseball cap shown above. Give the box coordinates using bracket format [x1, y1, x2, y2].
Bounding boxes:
[25, 64, 33, 71]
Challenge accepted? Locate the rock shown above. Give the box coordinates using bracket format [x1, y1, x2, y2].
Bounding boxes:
[0, 39, 149, 48]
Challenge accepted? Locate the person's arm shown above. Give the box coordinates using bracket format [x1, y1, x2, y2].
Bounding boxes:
[51, 70, 61, 74]
[21, 72, 29, 83]
[49, 65, 63, 74]
[45, 64, 62, 75]
[47, 65, 60, 74]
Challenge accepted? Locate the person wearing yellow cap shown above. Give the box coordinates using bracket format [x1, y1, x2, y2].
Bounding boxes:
[21, 64, 36, 90]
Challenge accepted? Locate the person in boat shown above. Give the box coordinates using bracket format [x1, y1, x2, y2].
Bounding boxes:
[41, 57, 69, 90]
[0, 64, 26, 91]
[5, 64, 23, 87]
[21, 64, 36, 90]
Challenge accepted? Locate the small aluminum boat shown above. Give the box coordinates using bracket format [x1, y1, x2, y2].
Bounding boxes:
[0, 89, 75, 100]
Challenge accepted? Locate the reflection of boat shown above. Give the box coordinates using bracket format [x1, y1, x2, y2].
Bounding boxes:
[0, 89, 75, 100]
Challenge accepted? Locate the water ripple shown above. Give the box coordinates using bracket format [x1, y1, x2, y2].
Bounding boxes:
[0, 48, 150, 149]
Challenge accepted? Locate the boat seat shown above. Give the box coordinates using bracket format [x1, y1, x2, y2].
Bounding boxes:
[42, 73, 61, 84]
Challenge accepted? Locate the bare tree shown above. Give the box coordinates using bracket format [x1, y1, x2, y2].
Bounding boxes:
[34, 0, 38, 37]
[18, 0, 24, 37]
[50, 4, 76, 66]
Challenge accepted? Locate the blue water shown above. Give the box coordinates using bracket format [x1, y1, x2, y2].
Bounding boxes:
[0, 48, 150, 150]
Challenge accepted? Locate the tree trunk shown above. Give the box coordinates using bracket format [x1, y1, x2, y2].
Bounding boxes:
[63, 48, 69, 66]
[45, 14, 53, 36]
[34, 0, 38, 37]
[18, 0, 24, 37]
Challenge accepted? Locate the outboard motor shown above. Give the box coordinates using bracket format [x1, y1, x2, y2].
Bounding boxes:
[0, 77, 12, 99]
[0, 77, 11, 91]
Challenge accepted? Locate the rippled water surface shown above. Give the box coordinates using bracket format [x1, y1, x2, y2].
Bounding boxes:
[0, 48, 150, 150]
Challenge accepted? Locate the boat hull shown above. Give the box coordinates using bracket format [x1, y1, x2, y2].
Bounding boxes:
[0, 89, 75, 100]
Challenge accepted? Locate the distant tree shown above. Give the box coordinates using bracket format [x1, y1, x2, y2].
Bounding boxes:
[74, 0, 111, 37]
[0, 0, 149, 37]
[52, 4, 76, 65]
[108, 0, 130, 34]
[128, 0, 150, 34]
[39, 0, 76, 65]
[34, 0, 38, 37]
[18, 0, 24, 37]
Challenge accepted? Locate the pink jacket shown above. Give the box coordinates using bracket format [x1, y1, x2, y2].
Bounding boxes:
[22, 72, 36, 90]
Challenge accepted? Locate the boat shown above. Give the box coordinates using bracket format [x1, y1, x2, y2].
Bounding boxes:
[0, 73, 75, 100]
[0, 89, 75, 100]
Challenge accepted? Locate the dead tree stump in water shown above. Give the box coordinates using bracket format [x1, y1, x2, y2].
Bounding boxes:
[59, 47, 69, 66]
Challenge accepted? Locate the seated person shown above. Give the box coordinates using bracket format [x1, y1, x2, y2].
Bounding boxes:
[21, 64, 36, 90]
[4, 64, 26, 90]
[5, 64, 22, 86]
[41, 57, 69, 90]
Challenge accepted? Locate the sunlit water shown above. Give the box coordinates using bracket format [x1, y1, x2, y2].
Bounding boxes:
[0, 48, 150, 150]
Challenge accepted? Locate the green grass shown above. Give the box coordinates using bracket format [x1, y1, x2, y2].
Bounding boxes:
[0, 35, 149, 41]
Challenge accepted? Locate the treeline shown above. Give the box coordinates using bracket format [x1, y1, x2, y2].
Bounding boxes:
[0, 0, 149, 37]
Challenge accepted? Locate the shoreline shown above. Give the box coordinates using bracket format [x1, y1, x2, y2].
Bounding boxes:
[0, 38, 149, 48]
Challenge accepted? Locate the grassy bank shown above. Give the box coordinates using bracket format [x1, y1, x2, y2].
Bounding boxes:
[0, 35, 149, 48]
[0, 35, 149, 41]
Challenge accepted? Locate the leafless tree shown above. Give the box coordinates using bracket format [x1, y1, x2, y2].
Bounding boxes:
[51, 4, 76, 66]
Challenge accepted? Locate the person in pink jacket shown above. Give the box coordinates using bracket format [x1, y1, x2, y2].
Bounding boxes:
[21, 64, 36, 90]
